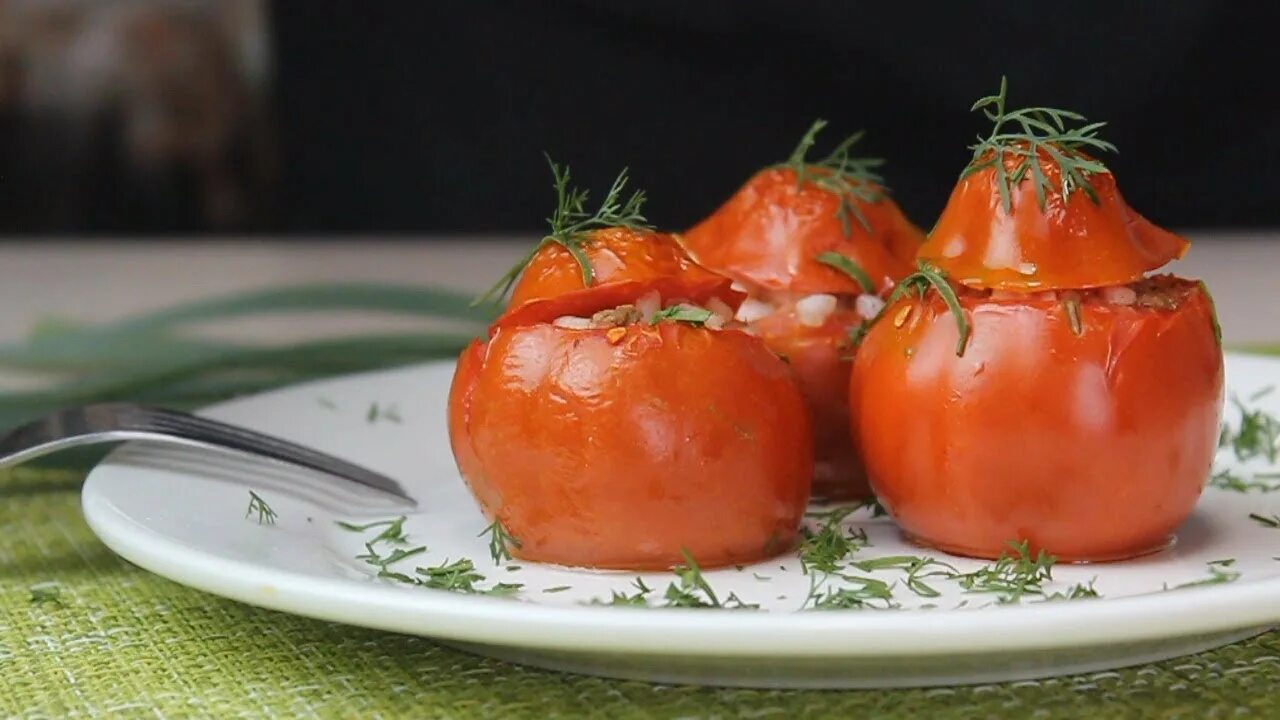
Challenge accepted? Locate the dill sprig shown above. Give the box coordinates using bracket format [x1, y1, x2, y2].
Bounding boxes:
[814, 251, 875, 293]
[848, 555, 959, 598]
[336, 516, 409, 544]
[1250, 513, 1280, 528]
[1169, 559, 1240, 590]
[776, 120, 886, 236]
[589, 578, 654, 607]
[1209, 467, 1280, 493]
[245, 490, 277, 525]
[1041, 578, 1101, 602]
[798, 507, 871, 575]
[956, 540, 1056, 603]
[803, 573, 898, 610]
[883, 261, 970, 356]
[650, 305, 714, 326]
[475, 155, 653, 305]
[478, 520, 523, 564]
[662, 549, 759, 609]
[962, 76, 1117, 213]
[1223, 395, 1280, 464]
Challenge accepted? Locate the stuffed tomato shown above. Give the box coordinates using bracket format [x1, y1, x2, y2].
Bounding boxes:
[683, 121, 924, 501]
[450, 162, 812, 570]
[850, 81, 1224, 561]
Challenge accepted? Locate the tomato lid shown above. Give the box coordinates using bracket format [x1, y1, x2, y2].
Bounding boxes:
[682, 123, 923, 296]
[497, 227, 741, 328]
[918, 80, 1188, 291]
[479, 158, 741, 329]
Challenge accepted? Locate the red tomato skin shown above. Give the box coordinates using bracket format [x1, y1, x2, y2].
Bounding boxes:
[682, 168, 923, 295]
[448, 322, 813, 570]
[501, 227, 741, 328]
[919, 151, 1188, 291]
[750, 306, 867, 500]
[849, 283, 1223, 561]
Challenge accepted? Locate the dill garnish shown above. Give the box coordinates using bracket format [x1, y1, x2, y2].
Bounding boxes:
[955, 540, 1055, 603]
[962, 76, 1116, 213]
[1249, 513, 1280, 528]
[1169, 559, 1240, 589]
[476, 155, 652, 305]
[848, 555, 959, 598]
[478, 520, 523, 564]
[1209, 467, 1280, 493]
[798, 507, 870, 574]
[542, 585, 572, 594]
[662, 549, 758, 609]
[650, 305, 714, 326]
[776, 120, 886, 236]
[814, 251, 875, 293]
[883, 261, 970, 356]
[803, 573, 898, 610]
[589, 578, 654, 607]
[1040, 578, 1101, 602]
[245, 491, 277, 525]
[336, 516, 408, 544]
[1223, 395, 1280, 464]
[366, 402, 403, 424]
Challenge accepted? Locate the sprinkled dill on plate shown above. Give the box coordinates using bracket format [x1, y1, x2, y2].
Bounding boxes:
[245, 490, 277, 525]
[479, 520, 523, 564]
[955, 540, 1055, 603]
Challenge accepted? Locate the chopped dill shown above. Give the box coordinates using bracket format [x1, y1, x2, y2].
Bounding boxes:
[245, 490, 278, 525]
[478, 520, 523, 564]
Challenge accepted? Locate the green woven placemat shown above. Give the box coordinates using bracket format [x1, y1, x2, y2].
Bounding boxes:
[1, 469, 1277, 718]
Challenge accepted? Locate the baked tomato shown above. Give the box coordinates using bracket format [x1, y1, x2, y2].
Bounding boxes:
[682, 120, 924, 500]
[450, 317, 812, 570]
[850, 80, 1224, 561]
[850, 277, 1223, 561]
[450, 160, 812, 570]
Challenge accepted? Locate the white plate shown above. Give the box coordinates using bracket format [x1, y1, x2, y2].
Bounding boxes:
[82, 353, 1280, 689]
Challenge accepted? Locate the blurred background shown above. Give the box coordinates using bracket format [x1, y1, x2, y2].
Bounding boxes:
[1, 0, 1277, 237]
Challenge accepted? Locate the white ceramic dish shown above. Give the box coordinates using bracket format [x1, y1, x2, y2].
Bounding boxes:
[82, 353, 1280, 688]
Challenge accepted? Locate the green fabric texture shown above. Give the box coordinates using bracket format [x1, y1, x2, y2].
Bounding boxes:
[1, 468, 1278, 718]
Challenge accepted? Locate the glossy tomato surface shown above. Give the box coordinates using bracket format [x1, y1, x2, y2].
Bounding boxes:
[501, 227, 740, 328]
[682, 167, 923, 295]
[682, 167, 923, 500]
[750, 305, 867, 500]
[449, 321, 813, 570]
[919, 150, 1188, 291]
[849, 279, 1223, 561]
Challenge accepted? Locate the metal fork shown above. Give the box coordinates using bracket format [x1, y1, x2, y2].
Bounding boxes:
[0, 403, 414, 504]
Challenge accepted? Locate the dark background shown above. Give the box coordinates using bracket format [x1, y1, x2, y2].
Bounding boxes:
[4, 1, 1278, 235]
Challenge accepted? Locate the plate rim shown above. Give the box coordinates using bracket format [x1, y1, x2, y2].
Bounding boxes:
[81, 351, 1280, 659]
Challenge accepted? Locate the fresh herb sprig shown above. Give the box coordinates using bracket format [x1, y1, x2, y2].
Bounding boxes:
[955, 540, 1055, 603]
[1169, 559, 1240, 590]
[814, 251, 875, 293]
[1250, 513, 1280, 528]
[245, 490, 277, 525]
[336, 516, 409, 544]
[798, 507, 871, 575]
[663, 549, 758, 609]
[476, 156, 653, 305]
[589, 578, 655, 607]
[848, 555, 959, 598]
[650, 305, 714, 327]
[962, 77, 1117, 213]
[1224, 395, 1280, 464]
[883, 261, 970, 356]
[777, 120, 886, 236]
[1041, 579, 1101, 602]
[803, 573, 898, 610]
[479, 520, 523, 564]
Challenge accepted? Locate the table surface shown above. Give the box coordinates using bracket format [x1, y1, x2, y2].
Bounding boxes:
[2, 234, 1280, 719]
